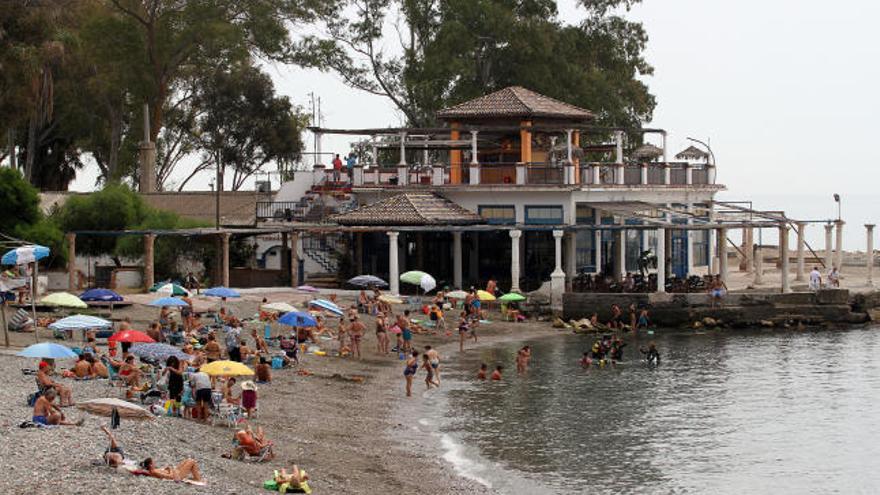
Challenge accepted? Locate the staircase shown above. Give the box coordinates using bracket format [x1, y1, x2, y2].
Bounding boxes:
[302, 232, 349, 274]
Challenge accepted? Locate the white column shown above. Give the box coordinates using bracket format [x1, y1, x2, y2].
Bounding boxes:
[453, 231, 463, 289]
[565, 129, 573, 164]
[795, 222, 806, 282]
[655, 228, 666, 293]
[663, 164, 671, 185]
[825, 223, 834, 269]
[592, 163, 601, 184]
[867, 224, 875, 287]
[780, 224, 790, 293]
[388, 231, 400, 295]
[754, 240, 764, 285]
[551, 230, 566, 311]
[470, 131, 479, 164]
[661, 131, 668, 163]
[685, 164, 693, 185]
[718, 227, 729, 284]
[510, 230, 522, 293]
[708, 205, 717, 274]
[397, 132, 408, 186]
[594, 211, 603, 274]
[640, 164, 648, 185]
[614, 130, 625, 185]
[835, 220, 845, 273]
[686, 204, 694, 276]
[615, 227, 626, 281]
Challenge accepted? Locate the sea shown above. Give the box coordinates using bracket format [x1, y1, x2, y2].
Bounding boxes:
[403, 326, 880, 494]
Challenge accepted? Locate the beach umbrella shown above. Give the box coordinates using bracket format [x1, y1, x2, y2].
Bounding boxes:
[1, 245, 50, 265]
[261, 302, 297, 313]
[79, 288, 123, 302]
[131, 343, 190, 362]
[446, 290, 468, 299]
[108, 330, 155, 344]
[308, 299, 344, 316]
[278, 311, 317, 327]
[49, 314, 112, 331]
[41, 292, 88, 309]
[77, 398, 152, 420]
[200, 360, 254, 376]
[296, 285, 320, 293]
[204, 287, 240, 298]
[347, 275, 388, 288]
[400, 270, 436, 293]
[148, 296, 189, 307]
[151, 283, 190, 297]
[499, 293, 526, 302]
[476, 290, 496, 301]
[17, 342, 77, 359]
[378, 295, 403, 305]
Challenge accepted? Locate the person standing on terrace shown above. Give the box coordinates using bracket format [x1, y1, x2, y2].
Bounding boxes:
[332, 154, 343, 183]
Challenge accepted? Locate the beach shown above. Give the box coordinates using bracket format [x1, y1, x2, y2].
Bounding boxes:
[0, 291, 553, 494]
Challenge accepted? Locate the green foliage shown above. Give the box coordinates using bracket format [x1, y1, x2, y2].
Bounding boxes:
[56, 184, 148, 255]
[0, 168, 40, 233]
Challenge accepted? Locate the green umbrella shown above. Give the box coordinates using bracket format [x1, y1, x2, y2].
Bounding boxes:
[400, 271, 429, 285]
[499, 293, 526, 302]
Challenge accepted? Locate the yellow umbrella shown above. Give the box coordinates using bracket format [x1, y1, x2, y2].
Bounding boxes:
[378, 295, 403, 304]
[41, 292, 88, 309]
[477, 290, 496, 301]
[200, 360, 254, 376]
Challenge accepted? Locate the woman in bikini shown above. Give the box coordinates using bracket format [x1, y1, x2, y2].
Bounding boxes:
[140, 457, 203, 483]
[375, 313, 389, 354]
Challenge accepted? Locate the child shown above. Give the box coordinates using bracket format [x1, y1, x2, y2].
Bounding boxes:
[458, 312, 470, 352]
[255, 357, 272, 383]
[477, 363, 488, 380]
[637, 308, 650, 330]
[404, 350, 419, 397]
[241, 380, 258, 418]
[580, 352, 593, 368]
[422, 354, 438, 389]
[490, 365, 503, 381]
[336, 318, 350, 357]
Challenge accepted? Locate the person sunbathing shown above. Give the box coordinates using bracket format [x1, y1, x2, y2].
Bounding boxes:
[140, 457, 204, 484]
[274, 464, 310, 492]
[32, 388, 83, 426]
[37, 362, 74, 406]
[73, 355, 94, 379]
[223, 425, 275, 461]
[101, 426, 126, 467]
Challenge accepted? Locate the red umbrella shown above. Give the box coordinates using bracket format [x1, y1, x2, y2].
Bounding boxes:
[108, 330, 155, 343]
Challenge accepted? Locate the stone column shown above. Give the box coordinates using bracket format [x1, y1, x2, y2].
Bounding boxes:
[551, 230, 566, 310]
[143, 233, 155, 291]
[707, 205, 717, 274]
[655, 228, 666, 293]
[614, 228, 626, 281]
[663, 164, 671, 185]
[754, 242, 764, 285]
[397, 132, 408, 186]
[592, 163, 601, 184]
[66, 233, 76, 291]
[740, 228, 754, 272]
[510, 230, 522, 293]
[718, 227, 729, 284]
[291, 232, 300, 287]
[795, 222, 806, 281]
[835, 220, 845, 273]
[388, 232, 400, 295]
[824, 223, 834, 269]
[867, 224, 875, 287]
[453, 232, 463, 289]
[685, 163, 693, 185]
[779, 224, 790, 293]
[640, 164, 648, 185]
[594, 211, 603, 274]
[221, 233, 230, 287]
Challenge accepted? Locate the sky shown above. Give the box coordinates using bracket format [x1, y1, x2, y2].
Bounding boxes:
[67, 0, 880, 247]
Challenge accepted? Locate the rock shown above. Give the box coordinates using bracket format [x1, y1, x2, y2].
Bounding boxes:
[692, 321, 703, 329]
[552, 317, 567, 328]
[760, 319, 774, 327]
[702, 317, 717, 327]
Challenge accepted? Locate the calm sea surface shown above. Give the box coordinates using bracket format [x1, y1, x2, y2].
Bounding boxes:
[412, 327, 880, 494]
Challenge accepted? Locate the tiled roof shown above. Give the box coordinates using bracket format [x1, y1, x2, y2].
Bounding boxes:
[333, 193, 483, 226]
[675, 145, 709, 161]
[436, 86, 594, 122]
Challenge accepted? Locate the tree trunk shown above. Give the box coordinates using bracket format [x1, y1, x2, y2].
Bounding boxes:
[107, 101, 122, 180]
[6, 128, 15, 169]
[25, 114, 38, 183]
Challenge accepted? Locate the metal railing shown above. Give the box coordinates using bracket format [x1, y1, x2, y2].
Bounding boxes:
[256, 201, 306, 221]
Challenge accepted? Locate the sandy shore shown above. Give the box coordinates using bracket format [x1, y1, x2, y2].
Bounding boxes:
[0, 291, 559, 494]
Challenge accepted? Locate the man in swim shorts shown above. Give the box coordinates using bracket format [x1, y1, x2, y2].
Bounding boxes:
[32, 389, 83, 426]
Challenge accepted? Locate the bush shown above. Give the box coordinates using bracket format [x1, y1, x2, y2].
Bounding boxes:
[56, 184, 149, 256]
[0, 168, 40, 233]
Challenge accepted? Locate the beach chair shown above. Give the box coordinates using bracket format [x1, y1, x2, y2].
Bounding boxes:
[210, 392, 244, 428]
[102, 357, 125, 387]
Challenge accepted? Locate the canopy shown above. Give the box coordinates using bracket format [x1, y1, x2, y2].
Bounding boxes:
[201, 360, 254, 376]
[131, 343, 190, 362]
[109, 330, 155, 344]
[204, 287, 240, 298]
[499, 292, 526, 302]
[261, 302, 297, 313]
[278, 311, 318, 327]
[17, 342, 77, 359]
[48, 314, 112, 331]
[148, 297, 189, 307]
[400, 270, 436, 292]
[150, 283, 190, 297]
[477, 290, 496, 301]
[296, 285, 320, 293]
[446, 290, 468, 299]
[79, 288, 123, 302]
[378, 295, 403, 304]
[77, 398, 153, 419]
[2, 245, 50, 265]
[41, 292, 88, 309]
[308, 299, 344, 316]
[347, 275, 389, 288]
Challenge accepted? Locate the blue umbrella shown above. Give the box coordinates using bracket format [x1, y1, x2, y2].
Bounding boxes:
[48, 314, 112, 331]
[278, 311, 318, 327]
[204, 287, 240, 298]
[2, 245, 50, 265]
[347, 275, 389, 288]
[130, 343, 190, 362]
[17, 342, 78, 359]
[79, 288, 123, 302]
[148, 297, 189, 307]
[308, 299, 344, 316]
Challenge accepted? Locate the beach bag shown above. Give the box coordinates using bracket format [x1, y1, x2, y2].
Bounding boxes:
[271, 356, 284, 369]
[27, 391, 42, 407]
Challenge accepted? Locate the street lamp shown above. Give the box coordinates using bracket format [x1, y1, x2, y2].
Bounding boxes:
[686, 136, 715, 166]
[833, 193, 841, 222]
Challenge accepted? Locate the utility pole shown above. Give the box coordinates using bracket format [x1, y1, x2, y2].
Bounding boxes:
[215, 153, 222, 229]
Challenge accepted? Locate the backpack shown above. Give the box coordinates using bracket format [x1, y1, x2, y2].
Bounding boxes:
[27, 391, 42, 407]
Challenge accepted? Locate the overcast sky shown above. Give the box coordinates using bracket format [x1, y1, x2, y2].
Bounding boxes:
[68, 0, 880, 247]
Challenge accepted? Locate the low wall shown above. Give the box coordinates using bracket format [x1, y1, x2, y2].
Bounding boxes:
[562, 289, 865, 328]
[229, 268, 286, 288]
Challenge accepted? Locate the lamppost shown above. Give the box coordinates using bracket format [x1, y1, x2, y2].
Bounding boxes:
[833, 193, 841, 221]
[686, 136, 715, 165]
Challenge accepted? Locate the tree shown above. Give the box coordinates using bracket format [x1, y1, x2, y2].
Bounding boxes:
[192, 62, 307, 191]
[0, 168, 65, 267]
[297, 0, 654, 128]
[56, 184, 149, 256]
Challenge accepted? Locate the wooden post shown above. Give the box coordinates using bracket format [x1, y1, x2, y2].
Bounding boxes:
[143, 233, 155, 291]
[520, 120, 532, 164]
[450, 122, 462, 184]
[572, 131, 581, 184]
[221, 233, 231, 287]
[66, 233, 76, 291]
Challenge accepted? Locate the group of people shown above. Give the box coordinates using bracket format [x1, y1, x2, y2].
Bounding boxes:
[809, 265, 841, 291]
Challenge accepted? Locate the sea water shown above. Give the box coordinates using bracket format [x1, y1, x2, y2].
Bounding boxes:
[411, 327, 880, 494]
